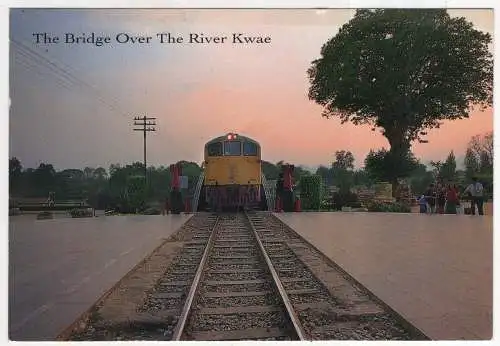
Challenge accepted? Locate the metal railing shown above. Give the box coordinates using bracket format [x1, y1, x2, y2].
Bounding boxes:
[191, 171, 205, 212]
[261, 173, 276, 211]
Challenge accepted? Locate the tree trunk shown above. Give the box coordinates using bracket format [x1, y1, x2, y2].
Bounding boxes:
[386, 129, 410, 198]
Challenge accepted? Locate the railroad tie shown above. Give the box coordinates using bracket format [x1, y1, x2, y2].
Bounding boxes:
[286, 288, 320, 295]
[150, 292, 184, 299]
[158, 280, 190, 286]
[188, 327, 288, 340]
[213, 244, 253, 249]
[204, 290, 273, 298]
[198, 305, 282, 315]
[280, 277, 312, 283]
[211, 255, 255, 260]
[209, 268, 261, 274]
[204, 279, 267, 286]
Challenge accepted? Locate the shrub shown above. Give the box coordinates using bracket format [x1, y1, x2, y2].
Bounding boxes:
[299, 175, 322, 210]
[365, 201, 411, 213]
[141, 207, 161, 215]
[70, 208, 94, 218]
[349, 201, 363, 208]
[37, 211, 54, 220]
[320, 198, 334, 211]
[332, 190, 358, 210]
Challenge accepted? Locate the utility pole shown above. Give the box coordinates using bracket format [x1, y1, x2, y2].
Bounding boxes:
[133, 116, 156, 184]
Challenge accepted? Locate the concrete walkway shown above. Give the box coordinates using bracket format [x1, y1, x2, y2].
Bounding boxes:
[275, 212, 492, 340]
[9, 214, 191, 340]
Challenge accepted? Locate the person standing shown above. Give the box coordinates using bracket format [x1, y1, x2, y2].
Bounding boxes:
[464, 177, 484, 215]
[275, 173, 284, 211]
[454, 184, 463, 214]
[424, 184, 436, 214]
[418, 195, 428, 214]
[445, 184, 458, 214]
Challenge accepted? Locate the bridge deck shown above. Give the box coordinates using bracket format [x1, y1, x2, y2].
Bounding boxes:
[9, 214, 192, 340]
[274, 212, 492, 340]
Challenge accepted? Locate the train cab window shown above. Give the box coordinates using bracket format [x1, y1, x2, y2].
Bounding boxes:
[207, 142, 223, 156]
[224, 141, 241, 156]
[243, 142, 258, 156]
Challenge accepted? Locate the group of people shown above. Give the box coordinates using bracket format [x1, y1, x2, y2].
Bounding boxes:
[418, 177, 485, 215]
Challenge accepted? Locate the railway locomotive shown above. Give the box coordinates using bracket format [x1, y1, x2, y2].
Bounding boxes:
[197, 133, 268, 211]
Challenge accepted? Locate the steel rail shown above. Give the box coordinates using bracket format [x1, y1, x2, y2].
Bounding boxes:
[244, 212, 307, 340]
[171, 216, 220, 340]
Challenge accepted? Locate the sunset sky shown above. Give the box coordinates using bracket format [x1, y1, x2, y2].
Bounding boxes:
[8, 8, 494, 171]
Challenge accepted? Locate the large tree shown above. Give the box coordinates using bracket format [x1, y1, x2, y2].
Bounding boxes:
[308, 9, 493, 181]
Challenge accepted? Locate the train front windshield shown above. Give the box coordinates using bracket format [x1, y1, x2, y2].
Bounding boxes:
[243, 142, 258, 156]
[207, 142, 223, 156]
[224, 141, 241, 156]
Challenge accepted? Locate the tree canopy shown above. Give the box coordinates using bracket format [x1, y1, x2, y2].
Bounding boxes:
[308, 9, 493, 154]
[464, 132, 493, 188]
[332, 150, 355, 170]
[364, 148, 419, 183]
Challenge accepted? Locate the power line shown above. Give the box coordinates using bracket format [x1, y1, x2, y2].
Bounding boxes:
[11, 39, 128, 117]
[14, 51, 76, 92]
[133, 116, 157, 183]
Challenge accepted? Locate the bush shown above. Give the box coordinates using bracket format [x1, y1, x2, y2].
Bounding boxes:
[349, 201, 363, 208]
[320, 198, 334, 211]
[141, 207, 161, 215]
[332, 190, 358, 210]
[37, 211, 54, 220]
[299, 175, 323, 210]
[70, 208, 94, 218]
[365, 201, 411, 213]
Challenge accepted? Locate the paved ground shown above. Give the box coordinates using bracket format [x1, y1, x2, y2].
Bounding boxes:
[9, 214, 192, 341]
[274, 212, 493, 340]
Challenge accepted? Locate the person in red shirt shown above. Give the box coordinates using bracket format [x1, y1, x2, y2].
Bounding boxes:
[445, 184, 459, 214]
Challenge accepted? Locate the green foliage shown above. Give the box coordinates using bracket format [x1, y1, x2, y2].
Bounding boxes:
[433, 151, 457, 183]
[408, 163, 434, 195]
[465, 132, 493, 178]
[299, 175, 322, 210]
[462, 132, 493, 196]
[141, 207, 161, 215]
[9, 157, 23, 193]
[126, 175, 147, 211]
[332, 150, 355, 170]
[332, 191, 359, 210]
[262, 160, 280, 180]
[365, 201, 411, 213]
[315, 165, 331, 185]
[293, 166, 311, 182]
[364, 148, 419, 183]
[36, 211, 53, 220]
[70, 208, 93, 218]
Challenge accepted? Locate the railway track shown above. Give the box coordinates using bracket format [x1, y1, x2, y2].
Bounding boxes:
[69, 212, 424, 341]
[175, 213, 304, 341]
